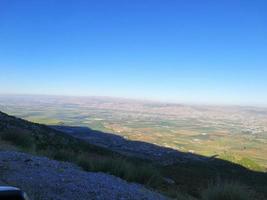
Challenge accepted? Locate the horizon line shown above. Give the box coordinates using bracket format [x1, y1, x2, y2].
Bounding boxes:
[0, 92, 267, 109]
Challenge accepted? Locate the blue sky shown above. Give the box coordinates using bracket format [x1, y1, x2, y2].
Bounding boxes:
[0, 0, 266, 106]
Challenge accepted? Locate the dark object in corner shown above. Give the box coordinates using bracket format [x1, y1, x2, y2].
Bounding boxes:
[0, 186, 29, 200]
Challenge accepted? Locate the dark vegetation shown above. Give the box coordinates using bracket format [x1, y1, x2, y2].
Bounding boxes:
[200, 181, 260, 200]
[0, 111, 267, 199]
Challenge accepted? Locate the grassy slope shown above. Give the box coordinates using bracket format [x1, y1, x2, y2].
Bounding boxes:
[0, 111, 267, 200]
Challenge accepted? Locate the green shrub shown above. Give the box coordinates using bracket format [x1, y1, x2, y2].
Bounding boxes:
[77, 155, 163, 185]
[201, 182, 254, 200]
[50, 149, 76, 162]
[175, 193, 197, 200]
[0, 130, 33, 149]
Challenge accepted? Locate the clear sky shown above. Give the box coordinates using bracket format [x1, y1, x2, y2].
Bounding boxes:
[0, 0, 266, 106]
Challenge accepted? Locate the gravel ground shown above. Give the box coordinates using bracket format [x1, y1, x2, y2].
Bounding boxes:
[0, 151, 168, 200]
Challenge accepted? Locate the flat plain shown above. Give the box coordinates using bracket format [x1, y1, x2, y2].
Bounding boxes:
[0, 94, 266, 170]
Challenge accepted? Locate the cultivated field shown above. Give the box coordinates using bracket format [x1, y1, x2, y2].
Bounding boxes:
[1, 95, 266, 170]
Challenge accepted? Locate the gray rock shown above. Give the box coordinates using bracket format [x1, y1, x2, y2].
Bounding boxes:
[0, 151, 168, 200]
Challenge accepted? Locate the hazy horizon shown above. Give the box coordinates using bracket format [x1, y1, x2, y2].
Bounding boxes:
[1, 93, 267, 108]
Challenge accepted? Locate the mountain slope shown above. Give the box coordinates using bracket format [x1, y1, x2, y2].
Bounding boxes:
[0, 151, 167, 200]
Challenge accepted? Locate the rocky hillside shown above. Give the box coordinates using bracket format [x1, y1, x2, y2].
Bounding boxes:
[0, 151, 167, 200]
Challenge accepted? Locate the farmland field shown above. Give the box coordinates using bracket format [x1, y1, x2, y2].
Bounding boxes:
[0, 94, 267, 170]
